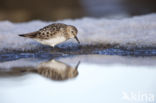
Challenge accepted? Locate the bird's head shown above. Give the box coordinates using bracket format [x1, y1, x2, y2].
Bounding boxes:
[66, 25, 80, 44]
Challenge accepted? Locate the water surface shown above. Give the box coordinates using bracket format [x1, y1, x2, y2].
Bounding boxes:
[0, 54, 156, 103]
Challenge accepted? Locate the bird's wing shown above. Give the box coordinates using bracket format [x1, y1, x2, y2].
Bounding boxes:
[19, 30, 53, 39]
[18, 31, 39, 38]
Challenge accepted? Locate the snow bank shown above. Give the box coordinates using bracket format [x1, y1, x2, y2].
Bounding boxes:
[0, 14, 156, 51]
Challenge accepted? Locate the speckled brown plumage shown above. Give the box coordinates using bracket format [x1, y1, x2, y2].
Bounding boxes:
[37, 23, 68, 39]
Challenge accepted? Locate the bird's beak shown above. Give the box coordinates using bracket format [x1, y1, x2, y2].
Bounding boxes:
[75, 36, 80, 44]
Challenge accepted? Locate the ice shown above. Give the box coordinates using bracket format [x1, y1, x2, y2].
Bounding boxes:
[0, 14, 156, 51]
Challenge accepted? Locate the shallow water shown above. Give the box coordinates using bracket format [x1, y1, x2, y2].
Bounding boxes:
[0, 53, 156, 103]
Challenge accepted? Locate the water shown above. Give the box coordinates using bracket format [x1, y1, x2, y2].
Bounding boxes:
[0, 52, 156, 103]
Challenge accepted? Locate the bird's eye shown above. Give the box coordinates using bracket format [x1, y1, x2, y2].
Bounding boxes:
[71, 31, 74, 33]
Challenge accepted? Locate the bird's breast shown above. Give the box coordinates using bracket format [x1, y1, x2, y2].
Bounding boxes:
[37, 36, 67, 47]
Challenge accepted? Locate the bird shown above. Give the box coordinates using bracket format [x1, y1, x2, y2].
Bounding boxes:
[19, 23, 80, 47]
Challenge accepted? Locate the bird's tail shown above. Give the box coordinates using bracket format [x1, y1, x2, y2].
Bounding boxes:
[19, 31, 38, 38]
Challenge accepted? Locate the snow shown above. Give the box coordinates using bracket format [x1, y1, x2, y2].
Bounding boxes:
[0, 14, 156, 51]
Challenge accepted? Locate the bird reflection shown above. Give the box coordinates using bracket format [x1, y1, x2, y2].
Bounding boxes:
[37, 60, 80, 81]
[0, 60, 80, 81]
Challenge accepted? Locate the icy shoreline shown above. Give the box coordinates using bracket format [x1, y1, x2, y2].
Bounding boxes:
[0, 14, 156, 52]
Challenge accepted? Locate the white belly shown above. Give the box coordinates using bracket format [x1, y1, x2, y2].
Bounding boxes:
[36, 36, 66, 47]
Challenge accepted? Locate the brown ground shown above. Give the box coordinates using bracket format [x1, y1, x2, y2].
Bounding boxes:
[0, 0, 156, 22]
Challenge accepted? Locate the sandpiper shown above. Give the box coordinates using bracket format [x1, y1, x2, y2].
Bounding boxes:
[19, 23, 80, 47]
